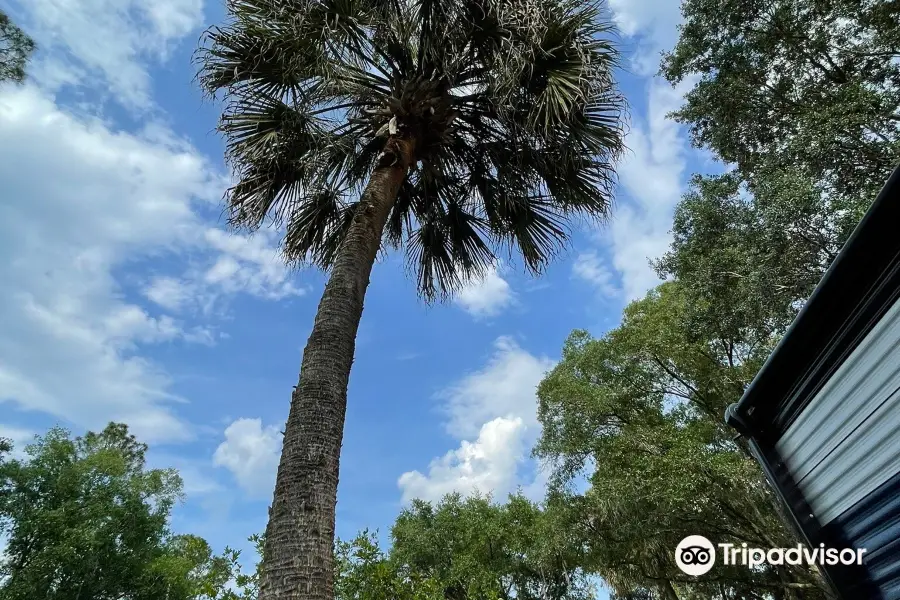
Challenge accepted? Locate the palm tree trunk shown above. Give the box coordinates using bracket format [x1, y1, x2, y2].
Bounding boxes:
[258, 135, 416, 600]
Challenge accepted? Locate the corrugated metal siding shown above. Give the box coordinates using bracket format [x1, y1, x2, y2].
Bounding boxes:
[824, 470, 900, 599]
[775, 295, 900, 525]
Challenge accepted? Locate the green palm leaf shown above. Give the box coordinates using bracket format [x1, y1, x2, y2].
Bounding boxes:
[198, 0, 626, 298]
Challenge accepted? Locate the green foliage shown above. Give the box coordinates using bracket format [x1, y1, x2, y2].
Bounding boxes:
[390, 493, 593, 600]
[144, 535, 243, 600]
[331, 494, 593, 600]
[196, 0, 626, 299]
[657, 1, 899, 363]
[661, 0, 900, 206]
[652, 170, 866, 352]
[0, 10, 34, 83]
[534, 286, 829, 598]
[226, 533, 266, 600]
[335, 531, 443, 600]
[0, 423, 239, 600]
[609, 591, 656, 600]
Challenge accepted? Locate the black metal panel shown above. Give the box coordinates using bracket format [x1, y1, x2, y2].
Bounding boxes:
[747, 436, 880, 599]
[770, 258, 900, 435]
[823, 470, 900, 600]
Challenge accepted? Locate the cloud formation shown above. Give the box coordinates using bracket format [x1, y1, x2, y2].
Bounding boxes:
[398, 417, 526, 503]
[12, 0, 205, 108]
[398, 337, 554, 503]
[608, 0, 683, 74]
[213, 418, 283, 496]
[584, 78, 695, 303]
[572, 251, 620, 297]
[142, 229, 307, 317]
[454, 265, 515, 318]
[0, 83, 301, 442]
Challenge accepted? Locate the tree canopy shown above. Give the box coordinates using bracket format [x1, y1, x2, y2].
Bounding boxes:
[534, 284, 829, 599]
[0, 10, 34, 83]
[0, 424, 241, 600]
[661, 0, 900, 206]
[526, 2, 900, 596]
[332, 493, 591, 600]
[651, 169, 863, 353]
[390, 493, 591, 600]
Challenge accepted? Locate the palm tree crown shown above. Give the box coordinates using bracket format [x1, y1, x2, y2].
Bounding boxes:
[197, 0, 626, 299]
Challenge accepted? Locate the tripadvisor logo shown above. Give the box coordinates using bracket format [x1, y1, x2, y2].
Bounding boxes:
[675, 536, 716, 576]
[674, 536, 867, 576]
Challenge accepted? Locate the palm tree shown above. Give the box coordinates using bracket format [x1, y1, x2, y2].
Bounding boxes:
[196, 0, 625, 597]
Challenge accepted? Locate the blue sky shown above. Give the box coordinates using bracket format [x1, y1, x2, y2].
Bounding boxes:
[0, 0, 709, 592]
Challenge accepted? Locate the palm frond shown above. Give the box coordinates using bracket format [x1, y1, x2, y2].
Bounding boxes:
[198, 0, 627, 300]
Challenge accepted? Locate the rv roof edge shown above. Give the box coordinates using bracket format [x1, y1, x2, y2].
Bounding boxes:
[723, 402, 749, 435]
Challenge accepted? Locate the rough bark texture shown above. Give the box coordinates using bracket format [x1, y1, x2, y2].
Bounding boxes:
[258, 135, 416, 600]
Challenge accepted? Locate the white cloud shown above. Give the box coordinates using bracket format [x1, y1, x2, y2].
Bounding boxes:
[398, 337, 554, 503]
[454, 265, 514, 318]
[0, 84, 300, 443]
[398, 417, 525, 503]
[8, 0, 204, 108]
[572, 252, 620, 297]
[143, 276, 193, 312]
[142, 230, 307, 316]
[590, 79, 694, 302]
[202, 229, 306, 300]
[440, 337, 554, 439]
[608, 0, 682, 74]
[559, 0, 693, 303]
[0, 85, 211, 442]
[141, 0, 205, 41]
[213, 418, 282, 496]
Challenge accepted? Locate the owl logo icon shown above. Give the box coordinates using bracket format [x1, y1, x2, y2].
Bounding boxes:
[675, 536, 716, 576]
